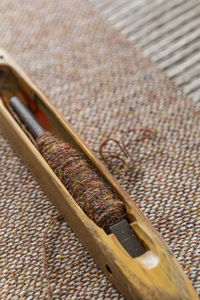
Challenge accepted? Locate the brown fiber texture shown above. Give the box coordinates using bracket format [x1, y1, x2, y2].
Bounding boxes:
[0, 0, 199, 299]
[37, 132, 126, 232]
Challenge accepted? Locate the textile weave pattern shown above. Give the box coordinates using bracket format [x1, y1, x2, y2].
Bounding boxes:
[0, 0, 199, 298]
[88, 0, 200, 102]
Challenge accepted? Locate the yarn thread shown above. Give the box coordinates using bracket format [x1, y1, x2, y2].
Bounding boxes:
[99, 128, 156, 174]
[37, 132, 126, 232]
[42, 214, 63, 299]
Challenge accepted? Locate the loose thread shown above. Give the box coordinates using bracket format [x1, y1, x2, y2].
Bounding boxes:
[135, 128, 155, 141]
[100, 128, 156, 174]
[122, 128, 155, 161]
[42, 214, 63, 300]
[99, 138, 130, 172]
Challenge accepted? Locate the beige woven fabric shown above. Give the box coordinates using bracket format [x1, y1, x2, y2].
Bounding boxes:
[89, 0, 200, 103]
[0, 0, 199, 299]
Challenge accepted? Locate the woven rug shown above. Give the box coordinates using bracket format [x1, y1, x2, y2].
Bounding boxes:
[0, 0, 199, 299]
[89, 0, 200, 103]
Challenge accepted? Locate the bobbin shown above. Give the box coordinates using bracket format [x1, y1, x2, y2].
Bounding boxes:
[0, 49, 198, 300]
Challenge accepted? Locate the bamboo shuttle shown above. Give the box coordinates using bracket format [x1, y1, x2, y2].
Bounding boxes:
[0, 49, 198, 300]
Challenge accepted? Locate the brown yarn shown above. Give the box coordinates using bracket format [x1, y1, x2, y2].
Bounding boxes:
[37, 132, 126, 232]
[100, 128, 156, 173]
[99, 138, 130, 172]
[42, 215, 62, 300]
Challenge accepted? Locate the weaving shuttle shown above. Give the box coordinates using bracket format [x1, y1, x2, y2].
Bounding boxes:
[0, 49, 198, 300]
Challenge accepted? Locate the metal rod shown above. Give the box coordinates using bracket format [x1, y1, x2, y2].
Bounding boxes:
[10, 96, 45, 138]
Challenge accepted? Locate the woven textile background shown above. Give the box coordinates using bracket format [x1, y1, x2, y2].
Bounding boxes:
[0, 0, 199, 299]
[89, 0, 200, 103]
